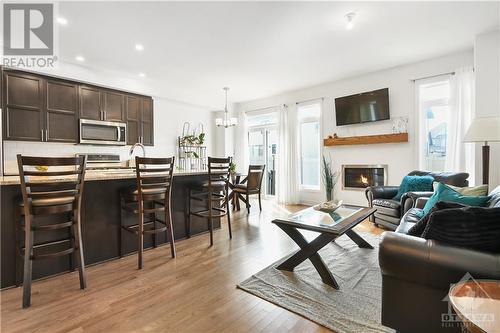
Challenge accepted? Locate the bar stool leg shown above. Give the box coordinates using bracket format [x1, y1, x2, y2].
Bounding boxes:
[227, 204, 232, 240]
[153, 202, 157, 249]
[166, 196, 176, 258]
[22, 215, 34, 308]
[73, 209, 86, 289]
[119, 197, 124, 258]
[186, 189, 191, 238]
[246, 193, 250, 214]
[69, 211, 76, 272]
[138, 204, 144, 270]
[14, 206, 22, 287]
[208, 191, 214, 247]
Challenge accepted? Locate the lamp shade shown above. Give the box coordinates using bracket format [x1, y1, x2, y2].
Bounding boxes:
[463, 116, 500, 143]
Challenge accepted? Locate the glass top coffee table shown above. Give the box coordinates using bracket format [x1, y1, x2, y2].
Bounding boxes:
[272, 204, 376, 289]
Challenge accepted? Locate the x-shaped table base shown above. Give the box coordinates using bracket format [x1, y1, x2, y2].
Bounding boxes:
[275, 223, 373, 289]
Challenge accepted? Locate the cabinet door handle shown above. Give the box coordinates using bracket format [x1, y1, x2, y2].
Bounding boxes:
[41, 129, 44, 141]
[45, 129, 48, 141]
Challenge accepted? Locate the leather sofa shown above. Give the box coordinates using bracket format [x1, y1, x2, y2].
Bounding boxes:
[378, 186, 500, 333]
[365, 171, 469, 230]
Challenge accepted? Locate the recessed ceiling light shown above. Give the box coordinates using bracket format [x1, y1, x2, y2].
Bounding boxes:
[135, 44, 144, 51]
[138, 72, 146, 77]
[345, 12, 356, 30]
[75, 55, 85, 62]
[56, 17, 68, 25]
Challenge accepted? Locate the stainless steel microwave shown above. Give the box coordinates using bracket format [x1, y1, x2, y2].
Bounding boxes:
[79, 119, 127, 145]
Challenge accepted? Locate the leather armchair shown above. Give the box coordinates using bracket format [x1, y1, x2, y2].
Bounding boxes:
[379, 232, 500, 333]
[379, 186, 500, 333]
[365, 170, 469, 230]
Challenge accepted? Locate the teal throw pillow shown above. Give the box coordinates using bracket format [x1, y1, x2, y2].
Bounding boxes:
[422, 182, 491, 216]
[393, 175, 434, 201]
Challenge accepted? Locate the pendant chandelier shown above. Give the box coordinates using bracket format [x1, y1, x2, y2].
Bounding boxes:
[215, 87, 238, 128]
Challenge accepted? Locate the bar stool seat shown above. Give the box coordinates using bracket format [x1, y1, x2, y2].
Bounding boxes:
[121, 186, 167, 202]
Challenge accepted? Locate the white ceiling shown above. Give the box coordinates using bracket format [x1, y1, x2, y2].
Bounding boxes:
[58, 1, 499, 108]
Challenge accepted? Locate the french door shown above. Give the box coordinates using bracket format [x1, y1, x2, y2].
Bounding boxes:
[248, 127, 278, 196]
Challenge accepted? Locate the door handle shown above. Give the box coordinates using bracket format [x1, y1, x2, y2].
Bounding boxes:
[117, 126, 121, 142]
[41, 129, 44, 141]
[45, 129, 48, 141]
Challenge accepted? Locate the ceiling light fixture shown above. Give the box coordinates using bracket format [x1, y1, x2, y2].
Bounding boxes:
[135, 44, 144, 51]
[56, 17, 68, 25]
[215, 87, 238, 128]
[138, 72, 146, 77]
[345, 12, 356, 30]
[75, 55, 85, 62]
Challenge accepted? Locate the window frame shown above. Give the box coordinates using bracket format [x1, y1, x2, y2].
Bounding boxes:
[415, 74, 452, 171]
[297, 102, 322, 191]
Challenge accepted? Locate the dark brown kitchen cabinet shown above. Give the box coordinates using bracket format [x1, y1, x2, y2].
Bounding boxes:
[2, 69, 152, 144]
[3, 71, 44, 141]
[125, 95, 141, 144]
[125, 95, 154, 146]
[102, 90, 125, 122]
[79, 85, 102, 120]
[79, 87, 125, 122]
[141, 97, 154, 146]
[45, 79, 78, 142]
[2, 71, 78, 143]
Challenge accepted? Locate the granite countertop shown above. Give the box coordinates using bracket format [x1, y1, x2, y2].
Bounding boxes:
[0, 169, 209, 186]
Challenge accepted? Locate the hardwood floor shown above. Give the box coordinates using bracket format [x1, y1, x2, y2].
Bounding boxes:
[0, 199, 384, 333]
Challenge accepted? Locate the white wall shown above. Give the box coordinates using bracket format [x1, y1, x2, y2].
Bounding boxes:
[474, 30, 500, 188]
[2, 61, 213, 175]
[233, 51, 474, 205]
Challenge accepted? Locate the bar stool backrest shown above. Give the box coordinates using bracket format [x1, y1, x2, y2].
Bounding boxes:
[207, 157, 231, 191]
[17, 154, 87, 215]
[246, 165, 266, 191]
[134, 156, 175, 203]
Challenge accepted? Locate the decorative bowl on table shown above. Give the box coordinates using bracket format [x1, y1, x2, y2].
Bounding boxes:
[313, 200, 343, 213]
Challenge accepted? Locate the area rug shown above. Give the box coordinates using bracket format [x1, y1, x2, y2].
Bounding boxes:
[237, 232, 394, 333]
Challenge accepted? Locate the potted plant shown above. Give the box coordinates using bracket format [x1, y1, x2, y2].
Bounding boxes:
[322, 155, 340, 202]
[229, 162, 237, 183]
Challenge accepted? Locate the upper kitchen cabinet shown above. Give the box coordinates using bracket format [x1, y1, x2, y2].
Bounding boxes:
[79, 85, 102, 120]
[125, 94, 141, 144]
[125, 95, 154, 146]
[102, 90, 125, 122]
[45, 79, 79, 143]
[2, 71, 44, 141]
[79, 86, 125, 122]
[141, 97, 154, 146]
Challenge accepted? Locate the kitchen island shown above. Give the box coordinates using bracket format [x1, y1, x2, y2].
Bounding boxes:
[0, 170, 219, 289]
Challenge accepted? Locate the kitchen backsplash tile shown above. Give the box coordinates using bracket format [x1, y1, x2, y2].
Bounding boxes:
[3, 141, 135, 175]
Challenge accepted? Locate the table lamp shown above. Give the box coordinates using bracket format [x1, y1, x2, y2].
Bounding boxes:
[463, 116, 500, 184]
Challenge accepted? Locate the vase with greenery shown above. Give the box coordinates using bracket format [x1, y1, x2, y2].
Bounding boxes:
[229, 162, 237, 183]
[322, 155, 340, 202]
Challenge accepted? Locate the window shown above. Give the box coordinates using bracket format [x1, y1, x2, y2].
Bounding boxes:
[416, 76, 451, 172]
[297, 102, 321, 189]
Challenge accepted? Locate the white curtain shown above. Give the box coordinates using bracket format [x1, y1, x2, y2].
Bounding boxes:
[235, 110, 249, 172]
[277, 105, 300, 204]
[446, 66, 476, 184]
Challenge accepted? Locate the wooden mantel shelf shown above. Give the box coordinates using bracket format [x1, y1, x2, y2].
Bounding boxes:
[323, 133, 408, 146]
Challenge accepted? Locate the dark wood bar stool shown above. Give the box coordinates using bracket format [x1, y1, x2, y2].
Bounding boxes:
[16, 154, 87, 308]
[187, 157, 232, 246]
[120, 156, 176, 269]
[233, 165, 266, 213]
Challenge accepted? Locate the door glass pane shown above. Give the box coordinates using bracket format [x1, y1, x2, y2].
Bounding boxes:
[267, 129, 278, 195]
[300, 121, 320, 187]
[418, 79, 450, 172]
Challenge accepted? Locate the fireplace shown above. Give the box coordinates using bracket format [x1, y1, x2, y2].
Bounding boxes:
[342, 164, 388, 190]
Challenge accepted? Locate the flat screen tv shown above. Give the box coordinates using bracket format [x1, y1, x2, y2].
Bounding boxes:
[335, 88, 390, 126]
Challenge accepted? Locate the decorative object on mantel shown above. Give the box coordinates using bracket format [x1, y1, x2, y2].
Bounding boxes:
[215, 87, 238, 128]
[392, 116, 408, 133]
[178, 122, 207, 171]
[324, 133, 408, 146]
[322, 155, 340, 201]
[463, 116, 500, 185]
